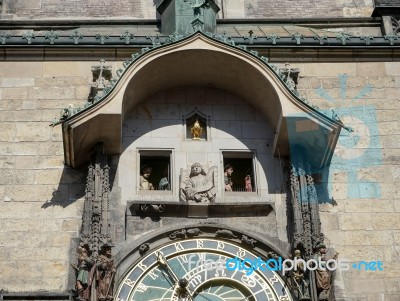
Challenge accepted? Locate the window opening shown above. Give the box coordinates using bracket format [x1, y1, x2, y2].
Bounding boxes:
[223, 154, 255, 192]
[139, 152, 171, 191]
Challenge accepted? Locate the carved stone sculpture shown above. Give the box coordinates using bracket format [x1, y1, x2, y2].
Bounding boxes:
[169, 229, 187, 240]
[186, 228, 202, 237]
[72, 245, 93, 301]
[139, 243, 150, 256]
[241, 235, 257, 248]
[77, 144, 114, 301]
[291, 250, 310, 301]
[215, 229, 237, 239]
[313, 243, 338, 301]
[92, 244, 116, 301]
[180, 163, 217, 202]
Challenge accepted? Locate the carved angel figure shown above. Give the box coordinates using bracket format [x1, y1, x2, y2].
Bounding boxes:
[180, 163, 217, 202]
[191, 119, 203, 140]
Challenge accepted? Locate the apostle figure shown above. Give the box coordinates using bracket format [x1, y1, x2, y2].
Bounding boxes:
[313, 243, 338, 301]
[73, 245, 93, 301]
[139, 166, 154, 190]
[224, 164, 234, 191]
[92, 244, 116, 301]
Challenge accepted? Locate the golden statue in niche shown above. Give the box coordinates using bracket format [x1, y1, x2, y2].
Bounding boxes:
[191, 119, 203, 140]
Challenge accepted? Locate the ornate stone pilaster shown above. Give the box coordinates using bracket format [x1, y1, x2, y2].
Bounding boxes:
[80, 143, 112, 257]
[74, 143, 115, 301]
[290, 163, 330, 301]
[290, 165, 323, 257]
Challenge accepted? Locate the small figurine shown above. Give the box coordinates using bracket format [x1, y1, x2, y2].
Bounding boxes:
[191, 119, 203, 140]
[244, 175, 252, 192]
[158, 168, 170, 190]
[139, 166, 154, 190]
[224, 164, 234, 191]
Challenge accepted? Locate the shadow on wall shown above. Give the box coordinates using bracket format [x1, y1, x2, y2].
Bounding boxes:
[40, 155, 118, 209]
[154, 0, 162, 20]
[40, 165, 87, 208]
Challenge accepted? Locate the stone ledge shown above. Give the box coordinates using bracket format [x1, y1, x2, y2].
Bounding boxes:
[0, 291, 71, 301]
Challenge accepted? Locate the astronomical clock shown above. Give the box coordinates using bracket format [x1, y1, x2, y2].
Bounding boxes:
[116, 234, 293, 301]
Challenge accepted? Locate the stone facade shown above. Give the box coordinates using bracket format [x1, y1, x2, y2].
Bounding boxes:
[1, 1, 400, 301]
[0, 0, 374, 19]
[1, 57, 399, 299]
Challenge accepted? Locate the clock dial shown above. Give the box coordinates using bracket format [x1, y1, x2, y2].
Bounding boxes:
[117, 238, 292, 301]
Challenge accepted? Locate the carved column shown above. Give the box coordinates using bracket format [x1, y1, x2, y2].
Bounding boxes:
[290, 162, 328, 301]
[290, 165, 323, 257]
[80, 143, 112, 257]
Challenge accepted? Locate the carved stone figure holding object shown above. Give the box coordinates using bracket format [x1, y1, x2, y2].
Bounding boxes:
[291, 249, 310, 301]
[92, 244, 116, 301]
[313, 242, 338, 301]
[180, 163, 217, 202]
[72, 245, 93, 301]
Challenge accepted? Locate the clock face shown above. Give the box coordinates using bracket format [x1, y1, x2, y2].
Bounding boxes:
[116, 238, 292, 301]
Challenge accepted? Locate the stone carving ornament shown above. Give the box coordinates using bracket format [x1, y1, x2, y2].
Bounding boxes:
[74, 144, 115, 301]
[180, 163, 217, 202]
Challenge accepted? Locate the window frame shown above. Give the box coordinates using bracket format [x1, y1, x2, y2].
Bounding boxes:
[221, 150, 258, 196]
[137, 149, 174, 195]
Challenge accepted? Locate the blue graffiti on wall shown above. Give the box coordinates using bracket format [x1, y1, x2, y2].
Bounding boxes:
[288, 73, 382, 201]
[317, 74, 382, 199]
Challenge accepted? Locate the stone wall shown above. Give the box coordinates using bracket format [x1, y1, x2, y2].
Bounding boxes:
[0, 61, 101, 291]
[0, 0, 374, 20]
[295, 62, 400, 301]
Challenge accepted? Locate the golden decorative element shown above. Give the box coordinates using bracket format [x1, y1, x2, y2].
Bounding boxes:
[191, 119, 203, 140]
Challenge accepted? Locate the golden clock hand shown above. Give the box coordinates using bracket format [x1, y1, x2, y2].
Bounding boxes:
[157, 252, 180, 283]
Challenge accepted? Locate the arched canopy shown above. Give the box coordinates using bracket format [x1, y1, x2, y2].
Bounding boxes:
[61, 32, 342, 168]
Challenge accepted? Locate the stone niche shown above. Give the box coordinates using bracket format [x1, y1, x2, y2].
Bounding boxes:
[119, 86, 283, 203]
